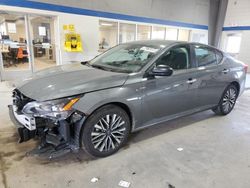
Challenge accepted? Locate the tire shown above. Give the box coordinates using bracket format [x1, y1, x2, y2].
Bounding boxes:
[81, 105, 131, 157]
[212, 84, 238, 115]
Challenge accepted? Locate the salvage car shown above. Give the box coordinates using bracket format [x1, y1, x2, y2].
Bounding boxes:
[9, 40, 248, 158]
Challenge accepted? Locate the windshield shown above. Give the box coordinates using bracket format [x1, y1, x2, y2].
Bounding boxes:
[89, 43, 163, 73]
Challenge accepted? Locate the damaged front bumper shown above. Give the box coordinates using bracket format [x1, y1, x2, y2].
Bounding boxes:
[8, 105, 36, 143]
[8, 104, 86, 159]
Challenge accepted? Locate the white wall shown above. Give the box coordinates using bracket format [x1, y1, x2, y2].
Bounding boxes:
[221, 0, 250, 68]
[224, 0, 250, 27]
[32, 0, 210, 26]
[58, 13, 99, 63]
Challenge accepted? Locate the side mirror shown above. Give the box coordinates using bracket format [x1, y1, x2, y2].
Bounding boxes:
[151, 64, 173, 77]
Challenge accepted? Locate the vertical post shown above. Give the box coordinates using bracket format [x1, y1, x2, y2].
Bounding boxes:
[150, 25, 153, 39]
[209, 0, 228, 47]
[0, 48, 3, 81]
[24, 14, 34, 73]
[163, 27, 166, 40]
[117, 22, 120, 44]
[54, 16, 62, 65]
[188, 30, 191, 42]
[135, 24, 138, 41]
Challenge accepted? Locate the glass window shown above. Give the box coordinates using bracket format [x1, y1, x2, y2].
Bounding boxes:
[90, 43, 162, 73]
[0, 22, 7, 36]
[7, 23, 16, 33]
[119, 23, 136, 43]
[152, 26, 165, 39]
[178, 29, 190, 41]
[0, 13, 29, 70]
[194, 46, 217, 67]
[137, 25, 151, 40]
[215, 50, 223, 63]
[38, 26, 46, 36]
[30, 15, 57, 71]
[190, 32, 207, 44]
[165, 28, 178, 40]
[226, 34, 241, 54]
[99, 20, 118, 51]
[155, 46, 189, 70]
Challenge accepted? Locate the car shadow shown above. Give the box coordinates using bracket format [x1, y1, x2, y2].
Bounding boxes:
[128, 110, 215, 145]
[41, 110, 216, 165]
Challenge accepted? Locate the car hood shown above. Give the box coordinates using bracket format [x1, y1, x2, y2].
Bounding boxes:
[17, 63, 129, 101]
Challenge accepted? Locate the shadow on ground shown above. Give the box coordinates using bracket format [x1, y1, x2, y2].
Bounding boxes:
[0, 109, 216, 167]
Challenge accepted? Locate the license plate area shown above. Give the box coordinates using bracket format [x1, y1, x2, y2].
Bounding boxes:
[13, 105, 36, 130]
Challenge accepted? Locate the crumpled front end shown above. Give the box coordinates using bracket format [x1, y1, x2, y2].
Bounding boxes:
[8, 89, 85, 159]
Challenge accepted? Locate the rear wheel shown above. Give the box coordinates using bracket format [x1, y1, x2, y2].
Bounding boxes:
[212, 84, 238, 115]
[81, 105, 131, 157]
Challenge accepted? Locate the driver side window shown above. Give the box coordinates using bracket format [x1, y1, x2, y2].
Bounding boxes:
[155, 46, 190, 70]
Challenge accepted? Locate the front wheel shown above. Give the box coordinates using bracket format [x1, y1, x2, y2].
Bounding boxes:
[212, 84, 238, 115]
[81, 105, 131, 157]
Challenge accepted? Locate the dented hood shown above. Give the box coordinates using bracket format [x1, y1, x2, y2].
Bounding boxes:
[17, 63, 128, 101]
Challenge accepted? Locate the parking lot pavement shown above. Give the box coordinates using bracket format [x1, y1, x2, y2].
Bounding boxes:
[1, 81, 250, 188]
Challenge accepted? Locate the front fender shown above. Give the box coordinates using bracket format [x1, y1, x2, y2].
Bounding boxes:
[73, 85, 143, 131]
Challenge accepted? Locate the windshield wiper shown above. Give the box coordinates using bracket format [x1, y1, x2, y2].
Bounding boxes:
[91, 64, 109, 71]
[81, 61, 91, 67]
[91, 64, 131, 73]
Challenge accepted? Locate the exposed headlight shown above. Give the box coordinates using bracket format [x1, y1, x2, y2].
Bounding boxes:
[22, 97, 80, 120]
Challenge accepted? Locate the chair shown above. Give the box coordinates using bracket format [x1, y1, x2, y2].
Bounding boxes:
[17, 47, 28, 63]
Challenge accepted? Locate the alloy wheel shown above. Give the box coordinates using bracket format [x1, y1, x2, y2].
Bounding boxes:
[222, 88, 237, 113]
[91, 114, 126, 152]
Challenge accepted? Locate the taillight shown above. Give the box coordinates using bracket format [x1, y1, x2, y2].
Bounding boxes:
[243, 64, 248, 73]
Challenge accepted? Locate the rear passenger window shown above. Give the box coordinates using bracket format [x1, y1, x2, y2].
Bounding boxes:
[194, 46, 217, 67]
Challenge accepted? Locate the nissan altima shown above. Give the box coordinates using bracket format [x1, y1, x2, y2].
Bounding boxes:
[9, 40, 248, 158]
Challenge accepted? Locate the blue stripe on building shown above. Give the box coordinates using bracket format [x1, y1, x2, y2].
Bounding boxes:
[0, 0, 208, 30]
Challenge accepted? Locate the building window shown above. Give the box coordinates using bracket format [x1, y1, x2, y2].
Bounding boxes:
[119, 23, 136, 43]
[226, 33, 242, 54]
[165, 28, 178, 40]
[190, 32, 207, 44]
[7, 23, 16, 33]
[152, 26, 165, 39]
[99, 20, 118, 50]
[137, 25, 151, 40]
[38, 26, 46, 36]
[178, 29, 190, 41]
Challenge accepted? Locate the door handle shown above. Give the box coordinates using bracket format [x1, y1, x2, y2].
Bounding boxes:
[222, 69, 229, 74]
[187, 78, 197, 84]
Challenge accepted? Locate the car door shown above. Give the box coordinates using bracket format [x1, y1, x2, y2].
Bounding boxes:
[192, 44, 228, 108]
[141, 44, 198, 127]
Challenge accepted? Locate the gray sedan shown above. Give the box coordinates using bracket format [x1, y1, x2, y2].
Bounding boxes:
[9, 40, 248, 158]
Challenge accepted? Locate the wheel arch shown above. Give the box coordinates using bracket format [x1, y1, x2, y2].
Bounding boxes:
[87, 102, 133, 130]
[230, 81, 240, 94]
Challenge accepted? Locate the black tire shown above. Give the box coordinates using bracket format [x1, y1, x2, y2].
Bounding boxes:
[81, 105, 131, 157]
[212, 84, 238, 115]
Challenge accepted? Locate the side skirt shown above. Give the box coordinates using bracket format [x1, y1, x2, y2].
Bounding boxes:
[133, 104, 216, 132]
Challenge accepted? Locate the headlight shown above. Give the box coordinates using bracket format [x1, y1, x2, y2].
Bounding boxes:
[22, 97, 80, 119]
